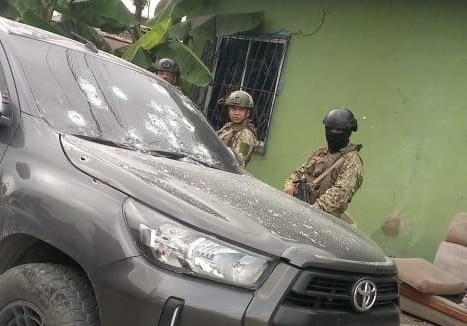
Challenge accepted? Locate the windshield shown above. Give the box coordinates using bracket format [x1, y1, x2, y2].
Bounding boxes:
[9, 35, 240, 172]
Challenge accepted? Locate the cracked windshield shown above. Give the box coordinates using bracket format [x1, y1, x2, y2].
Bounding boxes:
[10, 35, 238, 172]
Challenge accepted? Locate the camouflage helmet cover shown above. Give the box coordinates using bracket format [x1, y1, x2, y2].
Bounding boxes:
[224, 90, 254, 109]
[323, 108, 358, 132]
[154, 58, 180, 75]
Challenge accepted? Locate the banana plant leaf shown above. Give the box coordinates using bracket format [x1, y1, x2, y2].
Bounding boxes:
[0, 0, 20, 19]
[6, 0, 64, 35]
[1, 0, 134, 35]
[148, 0, 208, 26]
[130, 45, 153, 68]
[167, 19, 190, 40]
[122, 15, 172, 61]
[5, 2, 109, 51]
[60, 17, 112, 52]
[56, 0, 136, 34]
[119, 39, 211, 87]
[1, 0, 53, 23]
[170, 11, 264, 40]
[1, 0, 134, 52]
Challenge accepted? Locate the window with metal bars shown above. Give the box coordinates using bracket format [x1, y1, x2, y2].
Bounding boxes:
[200, 32, 290, 153]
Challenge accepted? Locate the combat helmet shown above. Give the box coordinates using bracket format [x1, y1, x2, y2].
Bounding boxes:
[323, 108, 358, 132]
[153, 58, 180, 75]
[224, 90, 254, 109]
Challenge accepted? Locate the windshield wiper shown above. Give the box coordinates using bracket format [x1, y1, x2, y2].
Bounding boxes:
[146, 149, 216, 169]
[69, 134, 135, 151]
[69, 134, 219, 169]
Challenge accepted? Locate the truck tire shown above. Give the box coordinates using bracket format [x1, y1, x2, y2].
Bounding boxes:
[0, 263, 100, 326]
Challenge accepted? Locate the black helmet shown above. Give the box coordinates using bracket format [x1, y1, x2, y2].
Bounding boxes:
[323, 108, 358, 132]
[153, 58, 180, 75]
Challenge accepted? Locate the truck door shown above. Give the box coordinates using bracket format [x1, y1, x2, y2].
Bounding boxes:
[0, 42, 19, 160]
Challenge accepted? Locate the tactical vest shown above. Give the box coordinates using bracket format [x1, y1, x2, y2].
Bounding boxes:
[218, 121, 257, 148]
[303, 144, 362, 204]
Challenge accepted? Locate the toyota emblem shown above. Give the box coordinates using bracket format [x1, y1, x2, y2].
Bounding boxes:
[351, 279, 377, 312]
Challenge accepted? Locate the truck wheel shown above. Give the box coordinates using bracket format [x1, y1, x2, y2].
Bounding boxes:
[0, 263, 100, 326]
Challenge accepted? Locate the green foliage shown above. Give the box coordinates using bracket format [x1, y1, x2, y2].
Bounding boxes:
[167, 12, 265, 41]
[0, 1, 19, 19]
[57, 0, 135, 33]
[140, 16, 172, 49]
[1, 0, 264, 88]
[148, 0, 207, 26]
[132, 45, 153, 68]
[13, 2, 64, 34]
[60, 17, 112, 52]
[123, 0, 214, 86]
[0, 0, 135, 51]
[121, 16, 172, 64]
[123, 0, 263, 87]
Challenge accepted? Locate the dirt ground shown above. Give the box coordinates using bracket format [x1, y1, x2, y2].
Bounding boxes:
[401, 312, 436, 325]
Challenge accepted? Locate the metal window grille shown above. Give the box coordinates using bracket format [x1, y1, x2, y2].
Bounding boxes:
[200, 32, 290, 153]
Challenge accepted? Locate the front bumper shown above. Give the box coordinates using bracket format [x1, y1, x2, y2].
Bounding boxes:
[92, 256, 399, 326]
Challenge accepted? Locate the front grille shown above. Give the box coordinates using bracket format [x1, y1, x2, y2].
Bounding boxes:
[284, 268, 399, 312]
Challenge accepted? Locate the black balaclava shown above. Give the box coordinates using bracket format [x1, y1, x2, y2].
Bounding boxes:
[325, 129, 351, 152]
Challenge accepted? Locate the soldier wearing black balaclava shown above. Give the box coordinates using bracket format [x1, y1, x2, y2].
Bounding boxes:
[283, 108, 363, 225]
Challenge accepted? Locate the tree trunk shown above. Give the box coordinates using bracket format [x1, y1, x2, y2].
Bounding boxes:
[133, 0, 146, 24]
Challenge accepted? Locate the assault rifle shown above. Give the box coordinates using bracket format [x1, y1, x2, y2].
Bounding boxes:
[294, 177, 311, 204]
[293, 155, 347, 204]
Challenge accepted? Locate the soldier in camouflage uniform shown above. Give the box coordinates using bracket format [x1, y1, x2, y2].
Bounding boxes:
[151, 58, 180, 86]
[217, 90, 257, 167]
[283, 108, 363, 224]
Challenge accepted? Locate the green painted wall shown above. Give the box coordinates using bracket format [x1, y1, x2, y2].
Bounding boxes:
[196, 0, 467, 260]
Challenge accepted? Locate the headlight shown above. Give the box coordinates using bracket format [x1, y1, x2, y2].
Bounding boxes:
[124, 199, 273, 289]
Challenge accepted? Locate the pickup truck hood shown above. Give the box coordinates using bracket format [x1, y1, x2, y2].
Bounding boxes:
[61, 135, 394, 273]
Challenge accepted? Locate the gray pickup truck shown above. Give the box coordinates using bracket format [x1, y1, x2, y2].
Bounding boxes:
[0, 17, 399, 326]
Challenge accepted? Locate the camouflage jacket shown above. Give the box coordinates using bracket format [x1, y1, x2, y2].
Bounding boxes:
[217, 121, 257, 167]
[284, 143, 363, 217]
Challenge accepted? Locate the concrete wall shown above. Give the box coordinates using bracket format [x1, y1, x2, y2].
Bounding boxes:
[196, 0, 467, 260]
